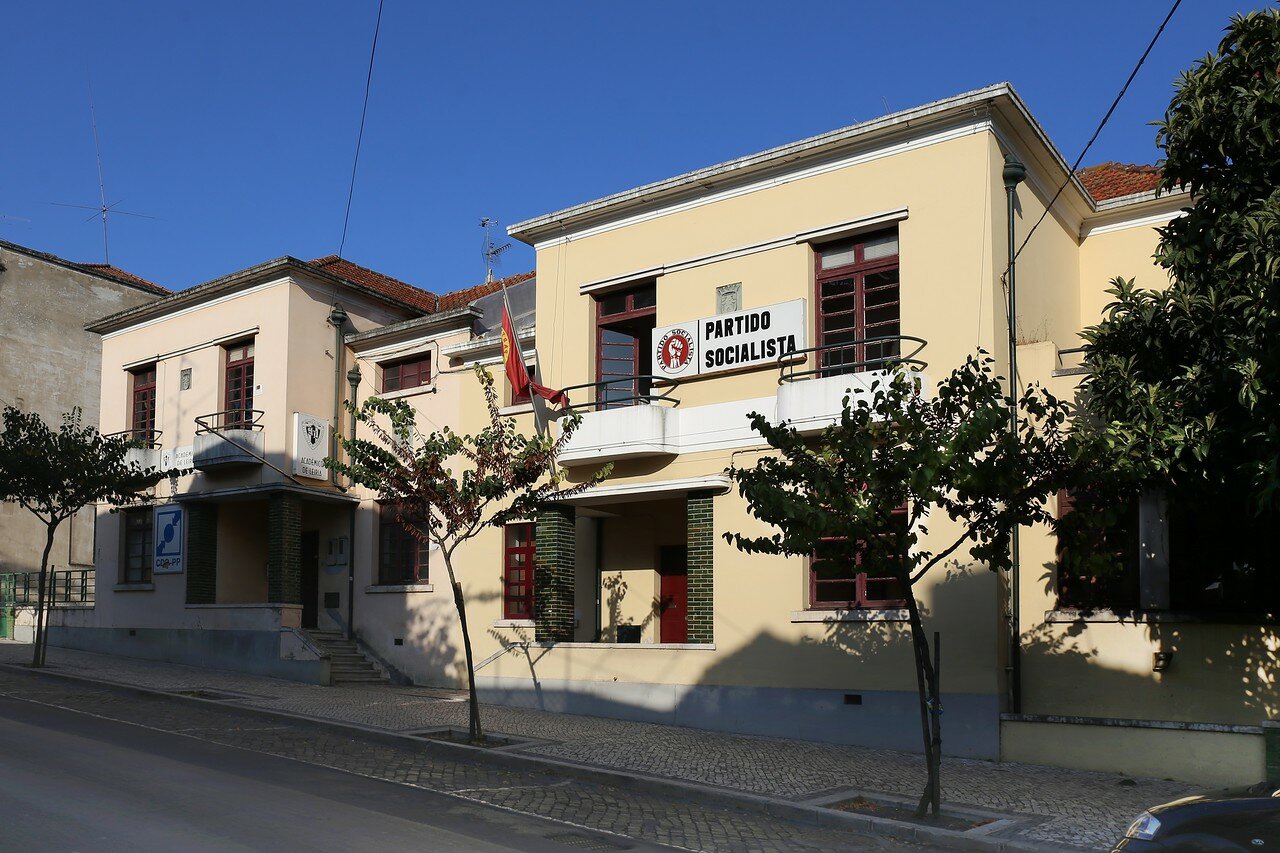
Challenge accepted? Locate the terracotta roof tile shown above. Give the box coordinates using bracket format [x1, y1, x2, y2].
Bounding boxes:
[308, 255, 438, 312]
[437, 271, 535, 312]
[77, 263, 170, 295]
[1077, 162, 1162, 202]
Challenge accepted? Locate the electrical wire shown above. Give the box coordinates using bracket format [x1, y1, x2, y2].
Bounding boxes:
[337, 0, 386, 259]
[1009, 0, 1182, 268]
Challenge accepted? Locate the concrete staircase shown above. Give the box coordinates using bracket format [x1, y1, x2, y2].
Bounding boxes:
[306, 630, 387, 685]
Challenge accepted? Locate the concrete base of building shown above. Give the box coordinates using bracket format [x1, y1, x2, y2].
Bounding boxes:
[49, 626, 330, 685]
[476, 675, 1000, 759]
[1001, 716, 1264, 787]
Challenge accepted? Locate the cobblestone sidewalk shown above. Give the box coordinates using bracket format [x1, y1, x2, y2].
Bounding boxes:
[0, 643, 1201, 849]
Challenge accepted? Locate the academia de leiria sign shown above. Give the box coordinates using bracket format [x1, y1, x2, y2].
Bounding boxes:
[652, 299, 805, 380]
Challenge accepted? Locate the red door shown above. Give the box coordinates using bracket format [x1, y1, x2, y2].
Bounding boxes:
[659, 546, 688, 644]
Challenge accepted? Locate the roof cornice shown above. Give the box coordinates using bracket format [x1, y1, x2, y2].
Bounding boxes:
[85, 256, 429, 335]
[345, 305, 480, 351]
[507, 83, 1163, 247]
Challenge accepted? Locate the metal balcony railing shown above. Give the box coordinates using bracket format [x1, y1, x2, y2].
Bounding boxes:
[778, 335, 928, 384]
[4, 568, 95, 608]
[559, 376, 681, 413]
[106, 428, 164, 449]
[195, 409, 265, 433]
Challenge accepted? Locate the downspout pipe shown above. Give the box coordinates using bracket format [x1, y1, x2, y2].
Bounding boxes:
[328, 304, 350, 491]
[1003, 154, 1026, 714]
[345, 364, 362, 642]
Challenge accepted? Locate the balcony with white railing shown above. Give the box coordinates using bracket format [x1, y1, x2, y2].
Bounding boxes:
[775, 335, 928, 432]
[557, 376, 681, 466]
[193, 409, 266, 470]
[107, 429, 164, 470]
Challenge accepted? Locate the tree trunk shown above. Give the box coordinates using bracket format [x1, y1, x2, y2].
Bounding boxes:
[904, 585, 941, 818]
[31, 523, 57, 668]
[442, 551, 483, 743]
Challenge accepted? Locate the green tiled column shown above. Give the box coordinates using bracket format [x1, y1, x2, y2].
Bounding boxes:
[687, 490, 715, 644]
[185, 502, 219, 604]
[534, 506, 576, 642]
[267, 493, 302, 604]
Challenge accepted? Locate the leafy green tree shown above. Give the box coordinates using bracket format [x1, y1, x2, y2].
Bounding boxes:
[725, 355, 1074, 817]
[328, 368, 609, 743]
[1073, 10, 1280, 603]
[0, 407, 163, 667]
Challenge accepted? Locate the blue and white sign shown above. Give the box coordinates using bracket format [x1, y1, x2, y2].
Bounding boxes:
[153, 504, 184, 574]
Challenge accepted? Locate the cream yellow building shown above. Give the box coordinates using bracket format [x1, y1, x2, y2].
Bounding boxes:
[60, 83, 1272, 788]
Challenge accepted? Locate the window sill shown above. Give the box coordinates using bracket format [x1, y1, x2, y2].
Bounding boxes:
[114, 583, 155, 592]
[379, 384, 435, 402]
[1044, 608, 1278, 625]
[365, 583, 434, 594]
[499, 403, 534, 416]
[791, 608, 909, 623]
[534, 641, 716, 650]
[492, 619, 536, 628]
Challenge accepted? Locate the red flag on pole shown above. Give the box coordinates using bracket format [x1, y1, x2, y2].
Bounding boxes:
[501, 302, 568, 408]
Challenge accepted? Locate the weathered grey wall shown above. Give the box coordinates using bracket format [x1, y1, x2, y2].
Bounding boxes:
[0, 245, 162, 575]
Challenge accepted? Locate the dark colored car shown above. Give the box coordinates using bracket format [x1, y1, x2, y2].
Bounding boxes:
[1113, 781, 1280, 850]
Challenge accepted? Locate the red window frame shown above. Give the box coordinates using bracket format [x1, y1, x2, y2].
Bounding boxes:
[377, 502, 429, 585]
[122, 507, 154, 584]
[130, 365, 157, 445]
[809, 503, 909, 609]
[381, 353, 431, 393]
[503, 522, 536, 620]
[224, 340, 255, 429]
[814, 230, 901, 376]
[595, 283, 656, 410]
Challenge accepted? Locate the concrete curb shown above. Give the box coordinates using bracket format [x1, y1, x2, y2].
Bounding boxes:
[0, 661, 1070, 852]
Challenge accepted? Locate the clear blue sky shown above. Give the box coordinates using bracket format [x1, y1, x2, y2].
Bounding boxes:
[0, 1, 1259, 294]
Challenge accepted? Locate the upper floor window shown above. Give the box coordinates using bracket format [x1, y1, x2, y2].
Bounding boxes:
[815, 229, 900, 376]
[511, 362, 536, 406]
[381, 353, 431, 394]
[224, 340, 255, 429]
[809, 503, 908, 610]
[378, 502, 429, 585]
[595, 283, 656, 409]
[130, 365, 157, 445]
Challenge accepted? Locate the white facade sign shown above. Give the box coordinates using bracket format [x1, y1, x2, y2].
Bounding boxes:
[153, 504, 184, 574]
[652, 298, 806, 379]
[160, 445, 193, 471]
[293, 413, 330, 480]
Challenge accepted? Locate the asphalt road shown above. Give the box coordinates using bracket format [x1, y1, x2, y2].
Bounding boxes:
[0, 693, 659, 852]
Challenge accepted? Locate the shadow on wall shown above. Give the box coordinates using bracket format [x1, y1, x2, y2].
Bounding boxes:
[599, 573, 658, 643]
[1020, 567, 1280, 725]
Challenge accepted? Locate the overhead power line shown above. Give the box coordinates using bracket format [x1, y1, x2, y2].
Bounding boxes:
[1011, 0, 1183, 267]
[338, 0, 387, 259]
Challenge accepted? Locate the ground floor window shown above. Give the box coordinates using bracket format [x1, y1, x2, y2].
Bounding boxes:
[503, 522, 535, 619]
[122, 508, 153, 584]
[809, 505, 908, 609]
[378, 502, 428, 585]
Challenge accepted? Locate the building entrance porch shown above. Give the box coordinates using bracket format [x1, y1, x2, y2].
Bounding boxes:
[533, 485, 718, 647]
[180, 487, 356, 635]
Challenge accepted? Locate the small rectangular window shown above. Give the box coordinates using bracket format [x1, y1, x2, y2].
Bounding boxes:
[815, 228, 901, 376]
[122, 508, 154, 584]
[381, 354, 432, 394]
[503, 522, 536, 620]
[378, 502, 428, 585]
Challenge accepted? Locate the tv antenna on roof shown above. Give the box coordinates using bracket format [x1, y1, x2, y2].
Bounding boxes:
[479, 217, 511, 284]
[51, 80, 157, 265]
